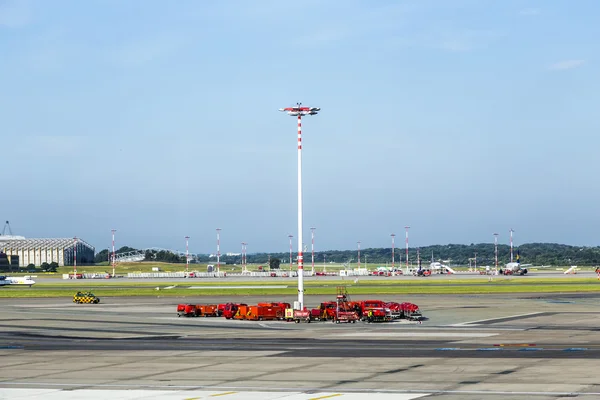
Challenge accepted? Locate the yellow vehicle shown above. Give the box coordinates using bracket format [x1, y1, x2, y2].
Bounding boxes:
[73, 291, 100, 304]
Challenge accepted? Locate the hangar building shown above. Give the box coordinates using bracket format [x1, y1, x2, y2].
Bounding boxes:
[0, 236, 95, 267]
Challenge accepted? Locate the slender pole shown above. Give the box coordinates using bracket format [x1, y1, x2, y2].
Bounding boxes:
[494, 233, 499, 269]
[185, 236, 190, 273]
[216, 228, 221, 274]
[296, 114, 305, 307]
[73, 237, 77, 278]
[357, 241, 361, 268]
[111, 229, 116, 278]
[510, 228, 514, 263]
[241, 242, 247, 273]
[405, 226, 410, 270]
[474, 252, 477, 271]
[311, 227, 315, 275]
[323, 254, 326, 273]
[391, 233, 395, 269]
[288, 234, 293, 272]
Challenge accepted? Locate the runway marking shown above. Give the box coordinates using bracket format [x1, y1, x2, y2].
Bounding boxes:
[448, 311, 545, 326]
[188, 286, 288, 289]
[4, 386, 600, 398]
[477, 348, 503, 351]
[210, 392, 237, 397]
[337, 332, 498, 338]
[309, 394, 343, 400]
[494, 343, 536, 347]
[564, 347, 588, 351]
[185, 397, 202, 400]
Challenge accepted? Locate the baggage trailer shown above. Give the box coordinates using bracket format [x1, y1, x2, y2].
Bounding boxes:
[196, 304, 219, 317]
[245, 305, 283, 321]
[285, 308, 311, 323]
[333, 310, 359, 323]
[177, 304, 199, 317]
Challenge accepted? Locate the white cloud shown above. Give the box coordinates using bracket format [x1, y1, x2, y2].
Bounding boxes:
[519, 8, 541, 16]
[548, 60, 586, 71]
[0, 0, 31, 28]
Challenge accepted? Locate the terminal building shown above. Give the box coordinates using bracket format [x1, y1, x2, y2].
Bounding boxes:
[0, 236, 95, 267]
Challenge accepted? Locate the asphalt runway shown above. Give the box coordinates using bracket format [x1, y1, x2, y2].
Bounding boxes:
[1, 293, 600, 399]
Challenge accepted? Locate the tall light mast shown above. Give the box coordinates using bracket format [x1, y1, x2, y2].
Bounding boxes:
[310, 227, 316, 275]
[216, 228, 222, 274]
[357, 241, 361, 268]
[73, 237, 77, 278]
[494, 233, 499, 269]
[111, 229, 116, 278]
[391, 233, 396, 270]
[510, 228, 514, 263]
[279, 102, 320, 309]
[241, 242, 247, 273]
[185, 236, 190, 273]
[288, 234, 293, 272]
[405, 226, 410, 270]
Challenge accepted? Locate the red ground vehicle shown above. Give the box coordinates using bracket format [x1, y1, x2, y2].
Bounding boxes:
[196, 304, 219, 317]
[358, 300, 390, 322]
[177, 304, 198, 317]
[258, 302, 291, 315]
[220, 303, 247, 319]
[245, 305, 283, 321]
[176, 304, 219, 317]
[400, 302, 423, 320]
[285, 308, 311, 323]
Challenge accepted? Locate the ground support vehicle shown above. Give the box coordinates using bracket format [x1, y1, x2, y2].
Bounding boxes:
[400, 302, 423, 321]
[245, 305, 283, 321]
[176, 304, 219, 317]
[73, 292, 100, 304]
[219, 303, 247, 319]
[177, 304, 198, 317]
[333, 310, 359, 323]
[258, 302, 291, 315]
[285, 308, 311, 323]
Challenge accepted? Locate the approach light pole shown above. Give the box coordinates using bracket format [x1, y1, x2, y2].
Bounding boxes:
[111, 229, 116, 278]
[73, 237, 77, 279]
[494, 233, 499, 270]
[241, 242, 247, 273]
[288, 234, 294, 272]
[216, 228, 221, 274]
[510, 228, 514, 263]
[405, 226, 410, 271]
[185, 236, 190, 273]
[391, 233, 396, 270]
[279, 102, 320, 309]
[311, 227, 316, 275]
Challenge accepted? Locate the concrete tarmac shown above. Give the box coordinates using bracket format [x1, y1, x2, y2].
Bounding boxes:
[1, 293, 599, 399]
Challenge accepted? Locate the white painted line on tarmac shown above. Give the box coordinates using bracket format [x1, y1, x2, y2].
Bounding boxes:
[336, 332, 498, 338]
[0, 389, 430, 400]
[448, 311, 545, 326]
[188, 286, 288, 289]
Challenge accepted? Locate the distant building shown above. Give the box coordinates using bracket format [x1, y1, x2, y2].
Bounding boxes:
[0, 237, 95, 267]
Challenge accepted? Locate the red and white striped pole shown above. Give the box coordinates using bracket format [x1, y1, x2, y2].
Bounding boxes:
[310, 227, 315, 275]
[510, 228, 514, 263]
[296, 114, 305, 306]
[288, 234, 293, 272]
[185, 236, 190, 273]
[405, 226, 410, 270]
[216, 228, 221, 274]
[279, 103, 320, 308]
[73, 237, 77, 278]
[357, 241, 361, 268]
[241, 242, 247, 273]
[391, 233, 396, 269]
[111, 229, 116, 278]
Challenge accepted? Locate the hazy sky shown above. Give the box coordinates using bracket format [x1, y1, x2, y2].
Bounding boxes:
[2, 0, 598, 254]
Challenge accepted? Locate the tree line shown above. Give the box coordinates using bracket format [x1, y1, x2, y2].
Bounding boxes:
[94, 243, 600, 266]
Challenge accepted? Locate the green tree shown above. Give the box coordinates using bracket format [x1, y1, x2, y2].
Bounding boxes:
[269, 257, 281, 270]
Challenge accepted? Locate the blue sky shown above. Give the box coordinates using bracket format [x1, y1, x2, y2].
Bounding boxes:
[2, 0, 599, 254]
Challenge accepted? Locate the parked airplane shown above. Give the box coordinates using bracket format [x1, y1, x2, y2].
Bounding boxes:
[0, 276, 36, 287]
[501, 252, 532, 275]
